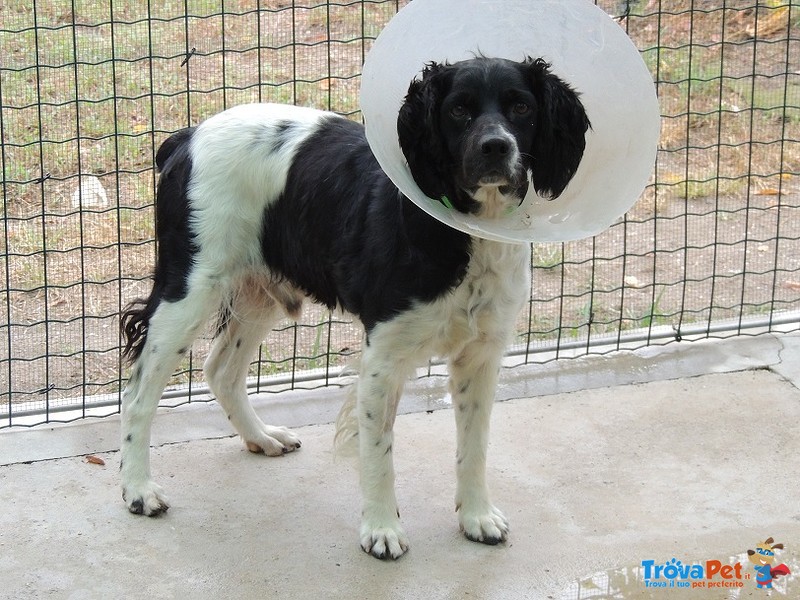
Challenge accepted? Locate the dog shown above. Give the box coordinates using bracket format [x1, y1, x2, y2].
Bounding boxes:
[119, 56, 589, 559]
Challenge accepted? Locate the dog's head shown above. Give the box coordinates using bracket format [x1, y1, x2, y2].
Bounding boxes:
[398, 56, 590, 218]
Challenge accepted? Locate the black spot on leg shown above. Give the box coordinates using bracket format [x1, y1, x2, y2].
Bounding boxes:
[125, 434, 133, 443]
[177, 346, 187, 355]
[151, 345, 158, 354]
[365, 411, 373, 420]
[458, 380, 471, 395]
[236, 339, 242, 349]
[130, 499, 144, 514]
[384, 444, 392, 456]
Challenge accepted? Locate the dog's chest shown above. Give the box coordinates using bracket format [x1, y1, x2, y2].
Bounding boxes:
[362, 240, 529, 363]
[432, 240, 529, 355]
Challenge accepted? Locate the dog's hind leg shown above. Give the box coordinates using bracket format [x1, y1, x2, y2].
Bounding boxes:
[449, 338, 509, 545]
[120, 282, 221, 516]
[203, 280, 302, 456]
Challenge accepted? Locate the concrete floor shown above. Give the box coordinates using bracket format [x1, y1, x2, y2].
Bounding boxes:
[1, 333, 800, 599]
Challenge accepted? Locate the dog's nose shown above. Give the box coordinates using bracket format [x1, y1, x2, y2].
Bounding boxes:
[480, 136, 511, 157]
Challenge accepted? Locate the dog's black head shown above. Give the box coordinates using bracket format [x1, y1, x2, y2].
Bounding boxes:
[398, 56, 590, 217]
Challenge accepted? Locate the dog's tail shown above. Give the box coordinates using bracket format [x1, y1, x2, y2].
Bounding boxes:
[155, 126, 195, 171]
[121, 127, 197, 364]
[120, 296, 160, 364]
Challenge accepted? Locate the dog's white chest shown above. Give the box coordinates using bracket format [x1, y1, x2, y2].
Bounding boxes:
[434, 239, 530, 356]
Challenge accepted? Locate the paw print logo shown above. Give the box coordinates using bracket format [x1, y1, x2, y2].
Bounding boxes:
[662, 558, 684, 579]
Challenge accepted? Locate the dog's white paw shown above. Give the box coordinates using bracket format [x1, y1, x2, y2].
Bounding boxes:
[244, 425, 302, 456]
[122, 479, 170, 516]
[457, 502, 509, 545]
[360, 518, 409, 559]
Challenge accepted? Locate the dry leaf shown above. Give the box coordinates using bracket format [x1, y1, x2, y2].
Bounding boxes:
[85, 455, 105, 466]
[755, 188, 781, 196]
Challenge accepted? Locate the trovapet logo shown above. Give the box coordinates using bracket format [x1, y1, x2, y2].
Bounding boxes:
[641, 537, 792, 591]
[641, 558, 746, 590]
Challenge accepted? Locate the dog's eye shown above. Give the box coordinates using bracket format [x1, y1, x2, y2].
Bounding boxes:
[450, 105, 468, 119]
[512, 102, 531, 115]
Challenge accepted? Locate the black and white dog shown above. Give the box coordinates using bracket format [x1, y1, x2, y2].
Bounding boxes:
[120, 57, 589, 559]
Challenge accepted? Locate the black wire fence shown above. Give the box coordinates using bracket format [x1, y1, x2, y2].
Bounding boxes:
[1, 0, 799, 427]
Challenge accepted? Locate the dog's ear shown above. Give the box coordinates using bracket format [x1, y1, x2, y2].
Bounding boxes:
[525, 57, 591, 200]
[398, 63, 469, 212]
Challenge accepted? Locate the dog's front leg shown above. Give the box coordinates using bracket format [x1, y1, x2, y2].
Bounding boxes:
[449, 340, 509, 545]
[356, 349, 410, 559]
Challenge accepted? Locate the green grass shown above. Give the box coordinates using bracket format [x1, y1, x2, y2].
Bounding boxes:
[631, 285, 669, 330]
[532, 244, 564, 270]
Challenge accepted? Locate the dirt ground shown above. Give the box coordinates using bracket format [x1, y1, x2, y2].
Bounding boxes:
[1, 0, 798, 420]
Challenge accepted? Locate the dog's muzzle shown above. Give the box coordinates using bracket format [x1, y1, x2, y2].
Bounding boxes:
[462, 124, 522, 189]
